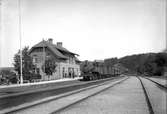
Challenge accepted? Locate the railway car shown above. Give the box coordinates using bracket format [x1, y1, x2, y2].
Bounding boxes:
[81, 60, 127, 81]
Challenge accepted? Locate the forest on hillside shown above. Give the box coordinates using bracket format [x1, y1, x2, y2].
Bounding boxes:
[80, 52, 167, 76]
[119, 53, 167, 76]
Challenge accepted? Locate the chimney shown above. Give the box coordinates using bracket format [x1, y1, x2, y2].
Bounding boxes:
[57, 42, 62, 47]
[48, 38, 53, 44]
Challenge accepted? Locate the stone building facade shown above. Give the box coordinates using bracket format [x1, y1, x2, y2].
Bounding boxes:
[29, 38, 80, 81]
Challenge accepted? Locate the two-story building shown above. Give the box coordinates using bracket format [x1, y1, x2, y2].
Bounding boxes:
[29, 38, 80, 81]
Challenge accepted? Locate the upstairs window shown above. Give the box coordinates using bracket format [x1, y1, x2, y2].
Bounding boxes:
[33, 56, 39, 63]
[35, 58, 38, 63]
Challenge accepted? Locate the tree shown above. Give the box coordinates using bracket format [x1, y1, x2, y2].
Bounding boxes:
[118, 53, 167, 76]
[0, 69, 17, 84]
[155, 53, 167, 66]
[42, 56, 57, 76]
[154, 53, 167, 76]
[13, 47, 35, 81]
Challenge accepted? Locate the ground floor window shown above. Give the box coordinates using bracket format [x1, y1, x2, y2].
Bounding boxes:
[62, 67, 65, 78]
[36, 68, 40, 74]
[67, 67, 75, 78]
[72, 68, 74, 78]
[62, 67, 79, 78]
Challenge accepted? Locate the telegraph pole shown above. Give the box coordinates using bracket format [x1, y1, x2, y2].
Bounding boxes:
[43, 39, 45, 74]
[19, 0, 23, 84]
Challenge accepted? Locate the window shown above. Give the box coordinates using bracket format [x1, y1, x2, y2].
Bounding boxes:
[62, 67, 65, 78]
[68, 57, 70, 64]
[36, 68, 40, 74]
[76, 68, 78, 75]
[35, 58, 38, 63]
[33, 57, 38, 63]
[72, 57, 74, 64]
[70, 57, 72, 64]
[68, 67, 71, 78]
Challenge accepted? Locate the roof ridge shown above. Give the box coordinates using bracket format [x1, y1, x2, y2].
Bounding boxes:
[30, 40, 79, 58]
[43, 41, 68, 59]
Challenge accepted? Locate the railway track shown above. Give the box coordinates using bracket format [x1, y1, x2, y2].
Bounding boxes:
[53, 76, 166, 114]
[0, 76, 128, 114]
[137, 77, 154, 114]
[138, 76, 167, 114]
[0, 76, 124, 111]
[143, 77, 167, 90]
[2, 76, 165, 114]
[52, 77, 128, 114]
[54, 76, 152, 114]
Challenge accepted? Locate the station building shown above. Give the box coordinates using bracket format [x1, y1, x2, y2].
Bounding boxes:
[29, 38, 80, 81]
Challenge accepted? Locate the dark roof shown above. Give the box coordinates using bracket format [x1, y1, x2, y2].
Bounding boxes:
[29, 40, 79, 59]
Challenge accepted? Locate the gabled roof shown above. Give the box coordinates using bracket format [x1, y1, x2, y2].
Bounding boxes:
[53, 44, 79, 56]
[29, 40, 79, 59]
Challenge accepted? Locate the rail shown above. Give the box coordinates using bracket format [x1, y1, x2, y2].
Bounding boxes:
[143, 77, 167, 91]
[1, 76, 128, 114]
[137, 76, 154, 114]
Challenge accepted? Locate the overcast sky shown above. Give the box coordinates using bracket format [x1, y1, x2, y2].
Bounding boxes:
[0, 0, 166, 67]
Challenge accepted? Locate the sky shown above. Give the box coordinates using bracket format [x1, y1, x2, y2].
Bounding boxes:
[0, 0, 166, 67]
